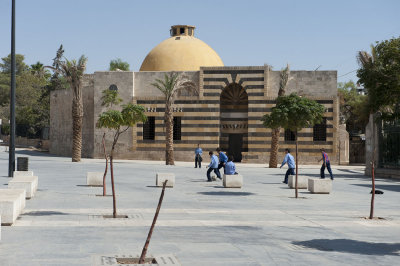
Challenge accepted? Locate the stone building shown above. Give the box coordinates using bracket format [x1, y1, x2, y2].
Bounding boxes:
[50, 25, 344, 164]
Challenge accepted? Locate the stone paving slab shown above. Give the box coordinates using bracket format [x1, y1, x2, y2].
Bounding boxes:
[0, 149, 399, 265]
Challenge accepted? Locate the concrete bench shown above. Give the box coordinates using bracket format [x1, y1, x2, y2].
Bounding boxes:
[156, 173, 175, 187]
[86, 172, 104, 186]
[0, 190, 26, 225]
[308, 178, 332, 194]
[288, 175, 308, 189]
[8, 176, 38, 199]
[223, 174, 243, 188]
[13, 171, 34, 177]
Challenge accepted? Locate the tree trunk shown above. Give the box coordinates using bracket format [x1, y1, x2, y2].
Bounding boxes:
[269, 128, 280, 168]
[110, 132, 119, 218]
[295, 131, 298, 199]
[72, 96, 83, 162]
[165, 104, 174, 165]
[102, 133, 108, 196]
[369, 160, 375, 219]
[139, 180, 168, 264]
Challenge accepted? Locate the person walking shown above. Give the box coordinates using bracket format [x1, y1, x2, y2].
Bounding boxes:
[194, 144, 203, 168]
[224, 155, 238, 175]
[216, 147, 228, 171]
[280, 148, 295, 184]
[319, 148, 334, 180]
[206, 151, 221, 181]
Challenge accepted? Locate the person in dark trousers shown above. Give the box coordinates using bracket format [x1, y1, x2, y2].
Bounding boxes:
[280, 148, 295, 184]
[194, 144, 203, 168]
[206, 151, 221, 181]
[319, 148, 334, 180]
[224, 156, 238, 175]
[216, 147, 228, 171]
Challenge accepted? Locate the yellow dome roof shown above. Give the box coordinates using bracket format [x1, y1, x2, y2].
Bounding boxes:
[140, 25, 224, 71]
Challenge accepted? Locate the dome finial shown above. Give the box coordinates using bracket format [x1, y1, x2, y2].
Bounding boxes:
[170, 25, 195, 37]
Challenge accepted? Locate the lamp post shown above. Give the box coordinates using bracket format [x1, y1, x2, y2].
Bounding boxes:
[8, 0, 16, 177]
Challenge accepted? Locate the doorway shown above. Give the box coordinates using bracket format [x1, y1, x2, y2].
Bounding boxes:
[228, 134, 243, 162]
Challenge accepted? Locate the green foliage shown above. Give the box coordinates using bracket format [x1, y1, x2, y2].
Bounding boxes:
[357, 37, 400, 120]
[101, 89, 122, 107]
[338, 80, 369, 133]
[261, 93, 325, 132]
[97, 103, 147, 130]
[151, 73, 179, 103]
[109, 58, 130, 71]
[0, 54, 29, 75]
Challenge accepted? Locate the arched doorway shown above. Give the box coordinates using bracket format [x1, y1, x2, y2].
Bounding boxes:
[220, 83, 248, 162]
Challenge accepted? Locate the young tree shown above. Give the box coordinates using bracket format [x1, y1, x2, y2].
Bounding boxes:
[97, 103, 146, 218]
[48, 45, 87, 162]
[99, 89, 122, 196]
[109, 58, 130, 71]
[151, 73, 195, 165]
[269, 64, 290, 168]
[262, 93, 325, 198]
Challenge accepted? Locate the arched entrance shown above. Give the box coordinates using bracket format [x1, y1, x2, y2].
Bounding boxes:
[220, 83, 248, 162]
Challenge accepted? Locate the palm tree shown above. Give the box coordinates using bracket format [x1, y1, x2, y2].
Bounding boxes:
[151, 73, 195, 165]
[269, 65, 290, 168]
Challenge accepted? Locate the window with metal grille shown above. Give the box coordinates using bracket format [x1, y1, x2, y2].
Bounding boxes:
[284, 129, 296, 141]
[173, 117, 181, 140]
[143, 116, 155, 140]
[313, 118, 327, 141]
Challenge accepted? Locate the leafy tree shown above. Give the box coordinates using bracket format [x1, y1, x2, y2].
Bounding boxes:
[109, 58, 130, 71]
[262, 93, 325, 198]
[151, 73, 195, 165]
[357, 37, 400, 121]
[97, 103, 147, 218]
[337, 80, 369, 134]
[0, 54, 29, 75]
[99, 89, 122, 196]
[48, 45, 87, 162]
[269, 64, 290, 168]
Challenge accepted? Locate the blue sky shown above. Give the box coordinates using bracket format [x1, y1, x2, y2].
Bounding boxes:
[0, 0, 398, 83]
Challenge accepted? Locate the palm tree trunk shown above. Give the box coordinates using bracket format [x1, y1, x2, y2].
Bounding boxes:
[102, 133, 108, 196]
[72, 96, 83, 162]
[165, 104, 174, 165]
[295, 131, 298, 199]
[269, 128, 280, 168]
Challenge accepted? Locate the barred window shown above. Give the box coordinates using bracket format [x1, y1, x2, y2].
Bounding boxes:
[173, 117, 182, 140]
[143, 117, 155, 140]
[284, 129, 296, 141]
[313, 118, 327, 141]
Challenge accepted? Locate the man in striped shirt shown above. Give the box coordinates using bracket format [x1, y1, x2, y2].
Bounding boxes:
[319, 148, 334, 180]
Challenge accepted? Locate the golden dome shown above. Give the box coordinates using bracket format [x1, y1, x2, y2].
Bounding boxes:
[140, 25, 224, 71]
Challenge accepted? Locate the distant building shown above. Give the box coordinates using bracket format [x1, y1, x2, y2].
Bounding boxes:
[50, 25, 345, 164]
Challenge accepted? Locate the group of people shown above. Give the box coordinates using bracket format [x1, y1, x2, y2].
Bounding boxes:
[194, 145, 237, 182]
[280, 148, 334, 184]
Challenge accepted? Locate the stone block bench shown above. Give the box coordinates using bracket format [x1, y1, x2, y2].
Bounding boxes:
[156, 173, 175, 187]
[288, 175, 308, 189]
[13, 171, 34, 177]
[308, 178, 332, 194]
[86, 172, 104, 186]
[8, 176, 38, 199]
[0, 189, 26, 225]
[223, 174, 243, 188]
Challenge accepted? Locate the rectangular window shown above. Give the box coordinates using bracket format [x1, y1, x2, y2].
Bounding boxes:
[173, 117, 182, 140]
[313, 118, 327, 141]
[180, 28, 185, 35]
[143, 116, 155, 140]
[284, 129, 296, 141]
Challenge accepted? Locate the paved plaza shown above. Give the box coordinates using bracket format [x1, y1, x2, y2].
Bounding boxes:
[1, 148, 400, 265]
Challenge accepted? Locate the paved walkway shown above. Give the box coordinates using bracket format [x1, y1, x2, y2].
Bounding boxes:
[1, 149, 400, 265]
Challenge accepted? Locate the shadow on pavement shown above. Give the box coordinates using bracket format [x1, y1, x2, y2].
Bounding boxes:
[351, 183, 400, 192]
[23, 211, 68, 216]
[293, 238, 400, 256]
[197, 191, 255, 196]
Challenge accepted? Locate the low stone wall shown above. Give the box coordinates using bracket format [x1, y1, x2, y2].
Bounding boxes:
[1, 136, 49, 150]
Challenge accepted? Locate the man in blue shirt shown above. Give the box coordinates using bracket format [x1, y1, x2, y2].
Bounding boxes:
[318, 148, 334, 180]
[224, 156, 238, 175]
[206, 151, 221, 182]
[216, 147, 228, 172]
[280, 148, 295, 184]
[194, 144, 203, 168]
